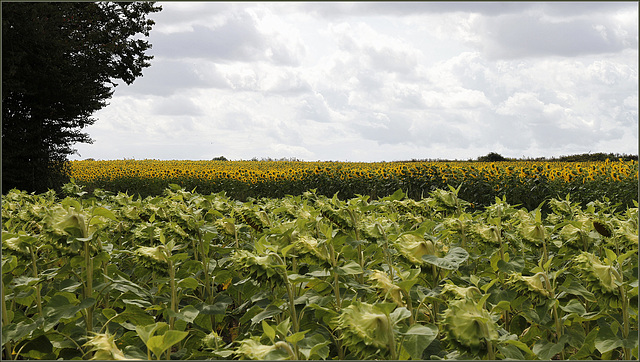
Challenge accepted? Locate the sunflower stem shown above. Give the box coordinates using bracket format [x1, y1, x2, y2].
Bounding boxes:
[2, 277, 13, 360]
[29, 246, 43, 317]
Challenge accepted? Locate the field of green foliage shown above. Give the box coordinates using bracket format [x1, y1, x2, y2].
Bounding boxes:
[2, 182, 638, 360]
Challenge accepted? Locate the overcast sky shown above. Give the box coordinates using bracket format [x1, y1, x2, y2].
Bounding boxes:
[71, 1, 638, 162]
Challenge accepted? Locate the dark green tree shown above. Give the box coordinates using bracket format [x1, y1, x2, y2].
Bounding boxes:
[2, 2, 162, 193]
[477, 152, 509, 162]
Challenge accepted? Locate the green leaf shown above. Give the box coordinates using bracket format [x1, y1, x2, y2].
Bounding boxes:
[135, 322, 167, 345]
[401, 324, 438, 360]
[287, 273, 314, 283]
[396, 278, 419, 292]
[617, 249, 636, 266]
[595, 323, 623, 353]
[102, 308, 117, 320]
[146, 335, 166, 358]
[497, 343, 525, 360]
[387, 189, 406, 201]
[91, 207, 117, 221]
[177, 277, 199, 290]
[503, 339, 535, 358]
[422, 247, 469, 270]
[167, 305, 199, 323]
[43, 295, 96, 331]
[559, 299, 586, 316]
[169, 252, 189, 263]
[250, 304, 282, 326]
[389, 306, 411, 324]
[2, 254, 18, 274]
[106, 275, 151, 298]
[491, 300, 511, 314]
[280, 243, 295, 258]
[497, 257, 524, 274]
[572, 327, 598, 359]
[17, 334, 53, 359]
[336, 260, 363, 275]
[276, 318, 291, 337]
[375, 302, 397, 316]
[120, 303, 155, 327]
[197, 300, 231, 315]
[490, 250, 501, 272]
[161, 330, 188, 352]
[604, 248, 617, 264]
[532, 339, 564, 360]
[285, 330, 307, 345]
[2, 319, 39, 343]
[558, 278, 597, 302]
[262, 320, 276, 342]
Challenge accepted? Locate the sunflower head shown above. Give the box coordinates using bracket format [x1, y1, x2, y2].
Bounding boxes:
[134, 245, 169, 274]
[232, 250, 283, 284]
[369, 270, 404, 307]
[235, 337, 277, 360]
[469, 224, 501, 246]
[202, 331, 224, 350]
[440, 282, 482, 301]
[294, 234, 331, 266]
[441, 299, 499, 354]
[335, 302, 394, 359]
[573, 252, 622, 301]
[505, 272, 551, 305]
[84, 332, 128, 360]
[393, 233, 438, 265]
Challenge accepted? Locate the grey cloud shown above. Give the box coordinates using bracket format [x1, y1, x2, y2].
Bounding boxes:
[297, 2, 635, 18]
[476, 13, 637, 59]
[366, 45, 419, 75]
[296, 93, 332, 123]
[265, 120, 304, 146]
[298, 2, 530, 17]
[331, 24, 420, 76]
[355, 112, 414, 145]
[116, 59, 229, 96]
[152, 96, 203, 116]
[393, 87, 427, 109]
[539, 2, 636, 17]
[150, 12, 302, 65]
[217, 111, 256, 130]
[266, 72, 313, 95]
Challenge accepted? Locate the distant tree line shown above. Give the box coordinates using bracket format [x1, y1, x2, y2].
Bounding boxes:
[403, 152, 638, 163]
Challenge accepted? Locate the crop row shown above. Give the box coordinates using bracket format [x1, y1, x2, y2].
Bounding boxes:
[68, 159, 638, 213]
[2, 182, 638, 359]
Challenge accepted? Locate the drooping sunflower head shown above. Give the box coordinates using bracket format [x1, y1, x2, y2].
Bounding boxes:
[294, 234, 331, 266]
[505, 272, 551, 305]
[235, 337, 277, 360]
[369, 270, 404, 307]
[558, 223, 589, 250]
[232, 249, 283, 284]
[134, 245, 169, 274]
[573, 252, 622, 301]
[84, 332, 129, 360]
[440, 282, 482, 301]
[335, 302, 394, 359]
[469, 224, 501, 246]
[441, 299, 499, 354]
[202, 331, 224, 350]
[393, 233, 439, 265]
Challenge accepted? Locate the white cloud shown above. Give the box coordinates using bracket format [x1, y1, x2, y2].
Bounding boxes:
[71, 2, 638, 161]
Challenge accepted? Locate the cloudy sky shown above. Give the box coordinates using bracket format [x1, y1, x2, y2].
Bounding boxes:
[71, 2, 639, 162]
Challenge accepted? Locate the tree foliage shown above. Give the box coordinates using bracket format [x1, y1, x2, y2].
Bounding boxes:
[477, 152, 509, 162]
[2, 2, 161, 194]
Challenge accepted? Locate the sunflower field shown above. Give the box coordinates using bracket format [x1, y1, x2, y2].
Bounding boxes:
[68, 159, 638, 212]
[2, 183, 637, 359]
